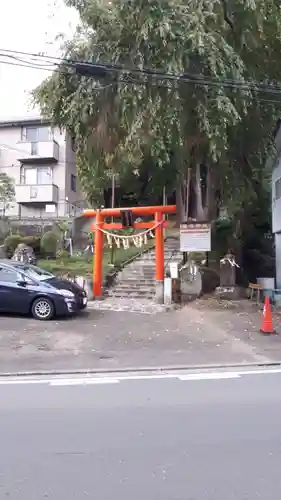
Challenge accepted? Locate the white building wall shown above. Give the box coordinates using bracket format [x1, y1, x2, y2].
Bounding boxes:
[272, 157, 281, 234]
[272, 125, 281, 287]
[0, 121, 85, 218]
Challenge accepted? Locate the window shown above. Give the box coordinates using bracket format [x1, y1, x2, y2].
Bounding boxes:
[275, 178, 281, 200]
[71, 174, 76, 192]
[22, 167, 52, 185]
[21, 264, 54, 281]
[24, 127, 37, 142]
[37, 167, 52, 184]
[21, 126, 52, 142]
[0, 267, 20, 283]
[24, 168, 37, 185]
[71, 136, 76, 152]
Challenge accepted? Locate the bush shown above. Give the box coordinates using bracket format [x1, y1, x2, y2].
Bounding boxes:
[21, 236, 41, 255]
[56, 249, 70, 260]
[4, 234, 22, 258]
[4, 234, 43, 258]
[40, 231, 58, 258]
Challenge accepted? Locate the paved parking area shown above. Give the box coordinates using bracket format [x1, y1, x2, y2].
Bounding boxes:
[0, 300, 274, 374]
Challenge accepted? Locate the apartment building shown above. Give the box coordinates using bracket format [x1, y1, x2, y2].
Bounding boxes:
[0, 116, 87, 219]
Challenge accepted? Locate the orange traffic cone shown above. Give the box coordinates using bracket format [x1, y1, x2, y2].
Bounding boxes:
[260, 296, 275, 334]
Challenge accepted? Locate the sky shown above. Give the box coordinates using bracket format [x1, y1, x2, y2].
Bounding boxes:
[0, 0, 78, 119]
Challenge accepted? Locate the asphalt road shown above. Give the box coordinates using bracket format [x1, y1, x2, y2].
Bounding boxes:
[1, 370, 281, 499]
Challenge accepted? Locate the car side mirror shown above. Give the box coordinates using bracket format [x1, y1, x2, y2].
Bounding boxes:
[17, 279, 27, 287]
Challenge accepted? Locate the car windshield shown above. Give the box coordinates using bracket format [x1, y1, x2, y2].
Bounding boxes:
[20, 264, 55, 282]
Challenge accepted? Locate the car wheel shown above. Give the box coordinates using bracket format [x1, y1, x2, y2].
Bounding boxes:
[31, 297, 55, 321]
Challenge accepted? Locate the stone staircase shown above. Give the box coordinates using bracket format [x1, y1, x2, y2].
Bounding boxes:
[106, 237, 182, 300]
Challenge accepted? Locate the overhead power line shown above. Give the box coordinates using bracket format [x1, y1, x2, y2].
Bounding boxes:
[1, 58, 280, 106]
[0, 46, 280, 91]
[0, 48, 277, 94]
[0, 59, 63, 74]
[1, 48, 281, 101]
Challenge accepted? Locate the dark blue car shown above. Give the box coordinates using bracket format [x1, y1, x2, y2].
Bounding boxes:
[0, 260, 88, 320]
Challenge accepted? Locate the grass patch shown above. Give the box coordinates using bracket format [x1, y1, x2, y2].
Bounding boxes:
[38, 256, 92, 276]
[38, 239, 155, 277]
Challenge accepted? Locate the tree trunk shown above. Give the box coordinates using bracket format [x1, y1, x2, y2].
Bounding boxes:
[194, 162, 205, 220]
[203, 165, 218, 221]
[176, 168, 191, 223]
[176, 183, 184, 224]
[176, 162, 219, 223]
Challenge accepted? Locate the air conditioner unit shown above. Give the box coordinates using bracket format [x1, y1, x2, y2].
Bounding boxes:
[45, 204, 56, 213]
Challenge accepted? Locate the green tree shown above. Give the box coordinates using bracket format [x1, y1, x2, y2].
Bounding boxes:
[0, 172, 15, 216]
[33, 0, 281, 221]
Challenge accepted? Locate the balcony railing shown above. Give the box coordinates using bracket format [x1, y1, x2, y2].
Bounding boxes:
[18, 140, 59, 163]
[15, 184, 59, 204]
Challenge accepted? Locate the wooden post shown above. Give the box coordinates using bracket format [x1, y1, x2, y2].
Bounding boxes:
[155, 211, 164, 303]
[93, 210, 104, 297]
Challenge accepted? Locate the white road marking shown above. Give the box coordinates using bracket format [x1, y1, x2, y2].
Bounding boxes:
[114, 374, 178, 382]
[0, 379, 50, 385]
[178, 372, 240, 381]
[0, 367, 280, 386]
[49, 378, 120, 386]
[236, 368, 281, 376]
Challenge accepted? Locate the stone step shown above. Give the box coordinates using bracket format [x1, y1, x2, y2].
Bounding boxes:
[137, 246, 180, 251]
[107, 291, 155, 299]
[136, 253, 180, 257]
[135, 251, 181, 258]
[126, 261, 181, 269]
[114, 275, 155, 284]
[119, 265, 181, 277]
[120, 268, 156, 273]
[113, 278, 156, 285]
[119, 270, 155, 273]
[107, 284, 155, 294]
[118, 283, 154, 287]
[115, 276, 155, 282]
[126, 263, 155, 267]
[110, 291, 155, 297]
[127, 266, 180, 272]
[132, 260, 181, 266]
[135, 252, 182, 259]
[112, 284, 155, 291]
[120, 267, 156, 272]
[119, 274, 155, 280]
[122, 266, 176, 271]
[105, 238, 181, 299]
[110, 282, 155, 289]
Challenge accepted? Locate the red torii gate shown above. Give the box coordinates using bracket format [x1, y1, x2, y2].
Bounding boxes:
[83, 205, 177, 298]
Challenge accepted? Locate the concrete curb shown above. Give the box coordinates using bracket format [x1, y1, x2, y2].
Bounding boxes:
[0, 360, 281, 378]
